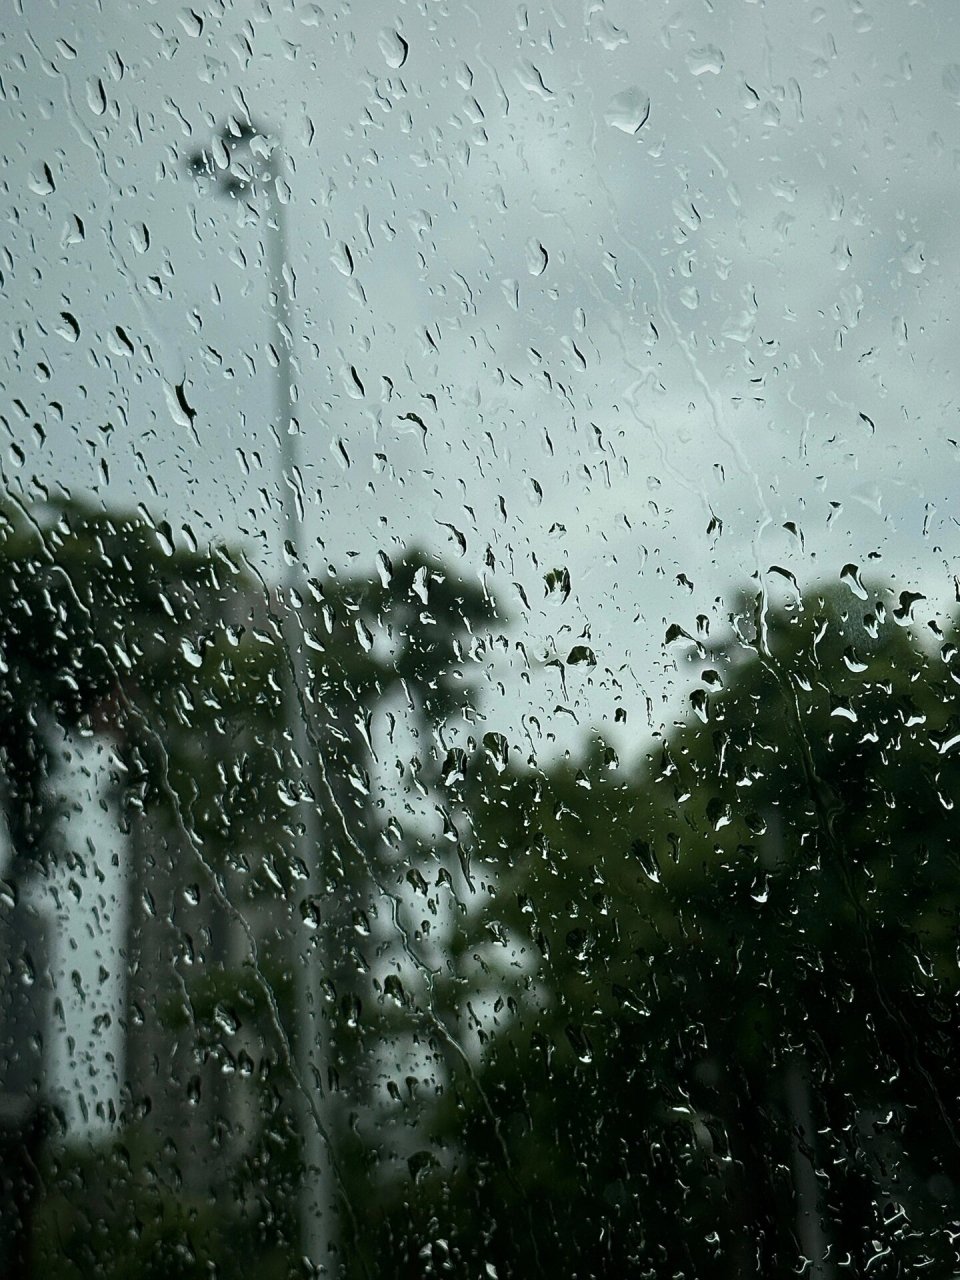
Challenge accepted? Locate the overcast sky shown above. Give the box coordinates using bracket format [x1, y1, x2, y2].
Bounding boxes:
[5, 0, 960, 753]
[4, 0, 960, 1131]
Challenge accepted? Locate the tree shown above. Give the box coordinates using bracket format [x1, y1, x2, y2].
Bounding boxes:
[0, 494, 238, 1276]
[347, 576, 960, 1279]
[13, 520, 501, 1279]
[625, 581, 960, 1277]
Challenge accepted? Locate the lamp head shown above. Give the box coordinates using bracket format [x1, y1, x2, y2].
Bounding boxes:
[186, 118, 274, 197]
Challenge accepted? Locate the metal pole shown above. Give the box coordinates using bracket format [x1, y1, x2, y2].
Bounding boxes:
[784, 1057, 831, 1280]
[762, 809, 831, 1279]
[265, 152, 336, 1276]
[187, 127, 336, 1271]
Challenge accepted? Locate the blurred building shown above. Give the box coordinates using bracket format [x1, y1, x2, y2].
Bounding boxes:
[0, 896, 49, 1278]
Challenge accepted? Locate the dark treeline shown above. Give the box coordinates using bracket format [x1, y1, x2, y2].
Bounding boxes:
[1, 499, 959, 1279]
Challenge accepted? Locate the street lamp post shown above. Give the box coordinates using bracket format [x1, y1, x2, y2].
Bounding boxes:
[187, 120, 334, 1274]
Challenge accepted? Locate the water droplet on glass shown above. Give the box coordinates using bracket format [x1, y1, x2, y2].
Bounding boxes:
[525, 239, 548, 276]
[686, 45, 725, 75]
[840, 563, 868, 599]
[604, 87, 650, 134]
[378, 28, 409, 69]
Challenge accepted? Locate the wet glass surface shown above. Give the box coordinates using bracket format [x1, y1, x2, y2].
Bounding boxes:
[3, 1, 960, 1275]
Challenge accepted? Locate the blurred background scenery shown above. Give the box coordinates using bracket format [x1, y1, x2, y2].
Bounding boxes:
[3, 0, 960, 1275]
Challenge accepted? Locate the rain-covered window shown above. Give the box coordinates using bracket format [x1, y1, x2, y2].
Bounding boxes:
[2, 1, 960, 1276]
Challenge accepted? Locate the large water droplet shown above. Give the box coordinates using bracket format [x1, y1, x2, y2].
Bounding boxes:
[378, 28, 409, 69]
[604, 88, 650, 134]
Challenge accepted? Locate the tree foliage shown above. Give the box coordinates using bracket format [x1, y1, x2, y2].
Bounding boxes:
[350, 579, 960, 1279]
[10, 511, 960, 1279]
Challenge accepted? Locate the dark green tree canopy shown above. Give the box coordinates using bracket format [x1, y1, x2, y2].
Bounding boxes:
[348, 577, 960, 1280]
